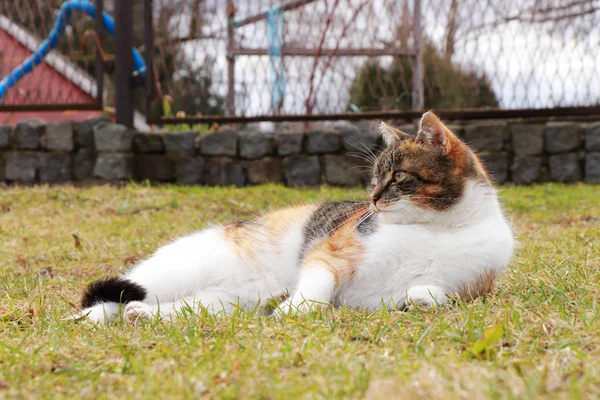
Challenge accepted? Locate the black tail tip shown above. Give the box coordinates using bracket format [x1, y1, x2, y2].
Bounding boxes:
[81, 277, 147, 309]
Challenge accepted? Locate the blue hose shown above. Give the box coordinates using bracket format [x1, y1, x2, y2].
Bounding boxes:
[264, 6, 286, 111]
[0, 0, 146, 100]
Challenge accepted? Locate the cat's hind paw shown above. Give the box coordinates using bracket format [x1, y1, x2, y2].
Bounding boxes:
[406, 285, 448, 310]
[124, 301, 154, 322]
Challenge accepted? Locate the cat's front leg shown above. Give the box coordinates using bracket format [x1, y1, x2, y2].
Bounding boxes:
[405, 284, 448, 309]
[277, 268, 335, 316]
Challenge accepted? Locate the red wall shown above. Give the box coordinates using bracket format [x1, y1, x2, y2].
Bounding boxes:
[0, 28, 103, 124]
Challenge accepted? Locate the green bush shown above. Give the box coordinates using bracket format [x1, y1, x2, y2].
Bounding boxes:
[350, 43, 498, 111]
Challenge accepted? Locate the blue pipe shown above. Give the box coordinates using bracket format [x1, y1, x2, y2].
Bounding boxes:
[0, 0, 146, 100]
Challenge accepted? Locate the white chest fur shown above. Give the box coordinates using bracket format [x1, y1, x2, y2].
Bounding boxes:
[335, 182, 514, 309]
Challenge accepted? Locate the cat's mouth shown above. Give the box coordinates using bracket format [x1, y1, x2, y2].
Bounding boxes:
[370, 202, 380, 213]
[371, 199, 402, 213]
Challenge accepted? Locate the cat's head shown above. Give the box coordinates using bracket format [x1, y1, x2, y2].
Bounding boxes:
[370, 111, 489, 217]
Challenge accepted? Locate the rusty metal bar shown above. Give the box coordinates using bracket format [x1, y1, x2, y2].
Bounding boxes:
[226, 0, 236, 116]
[234, 0, 317, 28]
[151, 106, 600, 125]
[94, 0, 104, 106]
[144, 0, 154, 125]
[0, 103, 104, 112]
[115, 0, 134, 127]
[231, 46, 414, 57]
[411, 0, 424, 110]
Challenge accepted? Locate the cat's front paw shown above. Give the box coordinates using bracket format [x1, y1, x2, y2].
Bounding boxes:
[124, 301, 154, 322]
[406, 285, 448, 309]
[275, 296, 325, 318]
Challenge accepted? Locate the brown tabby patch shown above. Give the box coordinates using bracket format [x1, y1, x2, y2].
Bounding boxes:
[455, 270, 497, 301]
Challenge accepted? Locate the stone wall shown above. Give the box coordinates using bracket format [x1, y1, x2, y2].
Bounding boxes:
[1, 117, 599, 186]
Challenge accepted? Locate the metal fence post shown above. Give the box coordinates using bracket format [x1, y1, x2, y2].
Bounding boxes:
[144, 0, 154, 125]
[115, 0, 134, 128]
[412, 0, 424, 110]
[94, 0, 104, 107]
[226, 0, 236, 116]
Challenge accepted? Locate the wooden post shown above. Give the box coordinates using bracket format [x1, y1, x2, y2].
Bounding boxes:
[226, 0, 236, 116]
[144, 0, 154, 124]
[94, 0, 104, 106]
[115, 0, 134, 127]
[412, 0, 424, 110]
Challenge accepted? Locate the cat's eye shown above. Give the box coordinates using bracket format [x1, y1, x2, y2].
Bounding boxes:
[394, 171, 407, 182]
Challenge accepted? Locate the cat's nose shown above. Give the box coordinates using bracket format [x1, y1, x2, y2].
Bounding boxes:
[370, 192, 381, 205]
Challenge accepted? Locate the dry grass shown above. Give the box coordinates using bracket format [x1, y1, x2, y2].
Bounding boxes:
[0, 183, 599, 399]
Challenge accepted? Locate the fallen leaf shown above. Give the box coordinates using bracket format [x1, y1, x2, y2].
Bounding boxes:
[123, 256, 140, 268]
[467, 323, 504, 357]
[72, 234, 83, 250]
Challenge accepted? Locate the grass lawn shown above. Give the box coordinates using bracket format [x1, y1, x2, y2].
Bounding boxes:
[0, 183, 599, 399]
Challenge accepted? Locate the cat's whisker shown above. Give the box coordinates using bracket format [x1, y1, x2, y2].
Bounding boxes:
[322, 205, 371, 237]
[346, 152, 377, 166]
[345, 138, 380, 164]
[341, 209, 373, 240]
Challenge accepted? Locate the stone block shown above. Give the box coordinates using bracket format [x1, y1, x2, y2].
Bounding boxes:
[204, 157, 245, 186]
[584, 152, 600, 183]
[15, 119, 44, 150]
[41, 120, 74, 151]
[175, 157, 205, 185]
[276, 132, 304, 156]
[244, 158, 282, 185]
[324, 155, 360, 186]
[6, 152, 39, 182]
[163, 132, 196, 157]
[134, 155, 174, 182]
[549, 152, 581, 182]
[585, 122, 600, 151]
[464, 121, 507, 152]
[73, 148, 97, 181]
[480, 152, 508, 183]
[306, 130, 341, 154]
[94, 123, 133, 152]
[199, 130, 238, 156]
[511, 124, 544, 156]
[0, 152, 6, 181]
[93, 153, 133, 180]
[39, 153, 71, 183]
[239, 129, 271, 159]
[0, 125, 11, 149]
[544, 122, 581, 153]
[133, 133, 164, 153]
[76, 117, 109, 147]
[284, 155, 321, 186]
[511, 156, 542, 184]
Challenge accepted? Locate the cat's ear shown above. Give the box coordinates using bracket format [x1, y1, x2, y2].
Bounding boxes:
[416, 111, 451, 154]
[378, 122, 410, 147]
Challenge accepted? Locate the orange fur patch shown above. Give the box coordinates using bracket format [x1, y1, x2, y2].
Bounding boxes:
[225, 204, 319, 261]
[263, 204, 318, 235]
[223, 222, 261, 262]
[302, 208, 368, 288]
[412, 184, 443, 208]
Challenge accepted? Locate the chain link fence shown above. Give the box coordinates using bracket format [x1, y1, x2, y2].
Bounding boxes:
[150, 0, 600, 123]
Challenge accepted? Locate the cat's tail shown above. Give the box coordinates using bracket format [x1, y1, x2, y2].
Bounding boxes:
[81, 276, 147, 308]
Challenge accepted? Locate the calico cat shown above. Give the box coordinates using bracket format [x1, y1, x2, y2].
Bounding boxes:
[78, 111, 514, 323]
